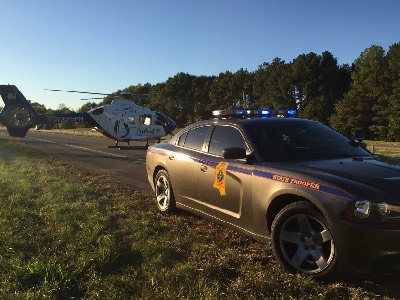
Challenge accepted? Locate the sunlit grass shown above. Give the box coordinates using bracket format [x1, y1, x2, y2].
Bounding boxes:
[0, 137, 399, 299]
[365, 140, 400, 157]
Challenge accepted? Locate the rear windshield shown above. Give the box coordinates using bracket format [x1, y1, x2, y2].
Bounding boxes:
[243, 120, 372, 162]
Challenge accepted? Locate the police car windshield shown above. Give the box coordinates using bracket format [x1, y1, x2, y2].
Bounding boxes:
[243, 120, 372, 162]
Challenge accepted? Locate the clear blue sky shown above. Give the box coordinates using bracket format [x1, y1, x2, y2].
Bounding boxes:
[1, 0, 399, 110]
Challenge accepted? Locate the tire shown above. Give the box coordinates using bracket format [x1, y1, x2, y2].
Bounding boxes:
[154, 169, 176, 213]
[271, 201, 338, 279]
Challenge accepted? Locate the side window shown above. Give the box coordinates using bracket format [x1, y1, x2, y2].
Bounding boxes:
[140, 115, 152, 125]
[183, 126, 210, 151]
[208, 126, 247, 156]
[127, 116, 135, 124]
[178, 131, 188, 146]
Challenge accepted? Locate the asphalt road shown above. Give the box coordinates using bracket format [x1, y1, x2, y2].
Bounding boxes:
[0, 128, 153, 193]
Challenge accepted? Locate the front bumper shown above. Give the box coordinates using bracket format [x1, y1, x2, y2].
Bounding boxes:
[331, 218, 400, 275]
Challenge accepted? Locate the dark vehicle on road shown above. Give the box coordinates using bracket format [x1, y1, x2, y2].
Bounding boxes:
[146, 109, 400, 278]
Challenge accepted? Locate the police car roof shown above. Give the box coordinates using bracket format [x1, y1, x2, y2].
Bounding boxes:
[189, 116, 315, 128]
[169, 116, 316, 145]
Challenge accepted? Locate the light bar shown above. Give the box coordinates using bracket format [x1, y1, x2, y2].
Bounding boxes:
[212, 109, 297, 118]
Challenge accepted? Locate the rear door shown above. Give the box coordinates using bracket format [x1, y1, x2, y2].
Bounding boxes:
[167, 125, 212, 203]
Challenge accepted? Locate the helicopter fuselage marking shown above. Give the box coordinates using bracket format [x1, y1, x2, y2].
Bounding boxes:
[54, 116, 86, 123]
[114, 120, 130, 138]
[137, 126, 161, 135]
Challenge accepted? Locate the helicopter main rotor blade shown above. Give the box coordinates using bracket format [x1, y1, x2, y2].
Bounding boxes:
[80, 98, 103, 101]
[44, 89, 111, 96]
[81, 94, 153, 100]
[45, 89, 157, 99]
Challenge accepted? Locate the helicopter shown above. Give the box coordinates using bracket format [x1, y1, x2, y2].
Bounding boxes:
[0, 84, 176, 148]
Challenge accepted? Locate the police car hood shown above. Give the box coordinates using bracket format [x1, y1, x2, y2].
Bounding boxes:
[287, 157, 400, 195]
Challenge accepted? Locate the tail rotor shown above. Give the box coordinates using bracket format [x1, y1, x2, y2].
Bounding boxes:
[0, 85, 39, 137]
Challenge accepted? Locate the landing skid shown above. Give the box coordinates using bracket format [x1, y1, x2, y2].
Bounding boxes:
[107, 140, 149, 150]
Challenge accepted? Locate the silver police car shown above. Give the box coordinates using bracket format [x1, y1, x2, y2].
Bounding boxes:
[146, 109, 400, 278]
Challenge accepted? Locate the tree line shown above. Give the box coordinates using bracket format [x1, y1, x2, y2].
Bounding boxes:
[29, 42, 400, 141]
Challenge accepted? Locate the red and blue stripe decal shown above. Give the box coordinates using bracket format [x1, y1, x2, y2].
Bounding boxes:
[148, 148, 355, 200]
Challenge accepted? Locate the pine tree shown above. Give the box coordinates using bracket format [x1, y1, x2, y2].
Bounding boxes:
[331, 45, 387, 138]
[253, 58, 294, 109]
[386, 43, 400, 141]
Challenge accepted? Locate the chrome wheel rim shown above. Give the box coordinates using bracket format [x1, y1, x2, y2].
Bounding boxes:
[279, 214, 335, 274]
[155, 174, 170, 210]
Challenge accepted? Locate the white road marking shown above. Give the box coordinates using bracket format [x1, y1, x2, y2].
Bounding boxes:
[26, 136, 146, 163]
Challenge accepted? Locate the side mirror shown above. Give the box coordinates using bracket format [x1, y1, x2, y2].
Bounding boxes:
[222, 147, 247, 159]
[353, 129, 365, 142]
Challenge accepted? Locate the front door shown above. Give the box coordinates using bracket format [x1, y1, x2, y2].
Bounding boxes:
[198, 125, 251, 219]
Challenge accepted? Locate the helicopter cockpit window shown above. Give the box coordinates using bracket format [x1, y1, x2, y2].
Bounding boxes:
[140, 115, 152, 125]
[154, 117, 165, 126]
[155, 112, 168, 126]
[127, 116, 135, 124]
[92, 108, 104, 115]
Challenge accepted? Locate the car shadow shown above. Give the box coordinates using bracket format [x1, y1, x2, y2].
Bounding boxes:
[334, 274, 400, 298]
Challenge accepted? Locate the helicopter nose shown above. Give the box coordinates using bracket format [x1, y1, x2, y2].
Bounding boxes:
[156, 112, 176, 134]
[163, 116, 176, 134]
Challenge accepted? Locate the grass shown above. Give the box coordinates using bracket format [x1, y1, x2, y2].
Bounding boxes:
[0, 138, 400, 299]
[365, 140, 400, 157]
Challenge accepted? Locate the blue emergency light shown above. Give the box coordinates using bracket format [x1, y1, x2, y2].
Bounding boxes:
[212, 109, 297, 118]
[260, 110, 271, 115]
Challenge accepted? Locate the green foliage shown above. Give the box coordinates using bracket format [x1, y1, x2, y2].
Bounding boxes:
[253, 58, 294, 110]
[77, 101, 98, 113]
[29, 101, 48, 114]
[24, 41, 400, 141]
[331, 45, 398, 140]
[386, 43, 400, 141]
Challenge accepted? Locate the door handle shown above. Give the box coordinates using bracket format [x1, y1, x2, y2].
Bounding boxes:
[168, 155, 174, 160]
[200, 165, 208, 172]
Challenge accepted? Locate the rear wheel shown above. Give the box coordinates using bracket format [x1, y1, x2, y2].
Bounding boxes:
[154, 169, 176, 213]
[271, 201, 338, 279]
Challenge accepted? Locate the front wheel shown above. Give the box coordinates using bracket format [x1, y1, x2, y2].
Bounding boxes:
[154, 169, 176, 213]
[271, 201, 338, 279]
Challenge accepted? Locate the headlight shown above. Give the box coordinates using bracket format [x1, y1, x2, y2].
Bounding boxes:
[343, 200, 400, 222]
[377, 203, 390, 215]
[354, 200, 371, 218]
